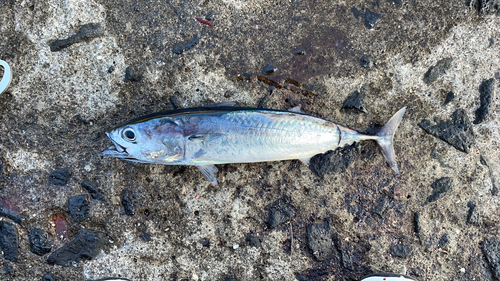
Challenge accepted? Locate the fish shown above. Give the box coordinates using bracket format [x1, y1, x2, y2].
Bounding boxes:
[101, 103, 406, 185]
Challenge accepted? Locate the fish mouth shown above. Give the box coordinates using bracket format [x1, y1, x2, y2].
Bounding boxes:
[100, 132, 130, 157]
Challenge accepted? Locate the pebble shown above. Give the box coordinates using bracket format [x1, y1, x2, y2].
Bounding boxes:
[418, 109, 475, 153]
[474, 78, 494, 124]
[49, 168, 71, 186]
[68, 194, 90, 223]
[422, 58, 453, 85]
[306, 219, 333, 261]
[425, 177, 453, 204]
[47, 229, 106, 267]
[364, 8, 381, 29]
[390, 244, 413, 258]
[265, 196, 294, 228]
[0, 221, 18, 262]
[122, 188, 135, 216]
[29, 228, 52, 256]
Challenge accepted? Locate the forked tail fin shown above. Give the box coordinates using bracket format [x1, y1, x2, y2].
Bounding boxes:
[375, 107, 406, 174]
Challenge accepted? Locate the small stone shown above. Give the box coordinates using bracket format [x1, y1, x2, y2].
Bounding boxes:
[265, 196, 294, 228]
[443, 91, 455, 105]
[49, 168, 71, 186]
[423, 58, 453, 85]
[359, 56, 371, 68]
[351, 7, 362, 18]
[122, 188, 135, 216]
[262, 64, 277, 76]
[47, 229, 107, 267]
[387, 0, 402, 4]
[68, 194, 90, 223]
[141, 232, 151, 242]
[170, 96, 180, 109]
[4, 262, 14, 276]
[342, 90, 367, 113]
[460, 268, 466, 273]
[481, 237, 500, 280]
[309, 143, 358, 177]
[390, 244, 413, 258]
[438, 234, 449, 247]
[224, 278, 237, 281]
[172, 35, 199, 54]
[124, 66, 142, 82]
[107, 65, 114, 73]
[201, 240, 210, 247]
[42, 273, 54, 281]
[81, 180, 105, 201]
[49, 23, 104, 52]
[306, 219, 333, 261]
[0, 221, 18, 262]
[293, 49, 305, 56]
[418, 109, 475, 153]
[474, 78, 494, 124]
[233, 244, 239, 249]
[372, 196, 388, 217]
[466, 201, 481, 226]
[364, 8, 381, 29]
[425, 177, 453, 204]
[245, 236, 261, 248]
[410, 268, 423, 277]
[28, 228, 52, 256]
[414, 213, 421, 235]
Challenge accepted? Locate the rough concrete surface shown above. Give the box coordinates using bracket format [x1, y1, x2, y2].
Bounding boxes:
[0, 0, 499, 280]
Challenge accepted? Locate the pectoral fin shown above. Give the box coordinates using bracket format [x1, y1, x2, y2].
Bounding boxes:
[299, 156, 312, 166]
[196, 165, 218, 186]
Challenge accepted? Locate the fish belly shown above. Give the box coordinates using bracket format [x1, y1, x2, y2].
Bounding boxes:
[183, 111, 340, 164]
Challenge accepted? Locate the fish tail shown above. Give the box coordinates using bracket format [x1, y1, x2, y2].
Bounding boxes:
[375, 107, 406, 174]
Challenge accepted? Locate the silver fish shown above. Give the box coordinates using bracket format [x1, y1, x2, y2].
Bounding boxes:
[102, 104, 406, 185]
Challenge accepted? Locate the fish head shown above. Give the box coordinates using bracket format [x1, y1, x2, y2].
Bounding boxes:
[101, 119, 185, 164]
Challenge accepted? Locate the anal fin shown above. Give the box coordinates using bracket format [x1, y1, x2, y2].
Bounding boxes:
[196, 165, 219, 186]
[299, 157, 312, 166]
[288, 104, 304, 113]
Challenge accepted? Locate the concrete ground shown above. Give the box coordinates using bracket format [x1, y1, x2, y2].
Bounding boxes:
[0, 0, 499, 280]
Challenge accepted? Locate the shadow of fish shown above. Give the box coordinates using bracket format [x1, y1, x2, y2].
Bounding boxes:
[102, 104, 406, 185]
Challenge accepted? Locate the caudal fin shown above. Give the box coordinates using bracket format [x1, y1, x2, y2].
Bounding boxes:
[375, 107, 406, 174]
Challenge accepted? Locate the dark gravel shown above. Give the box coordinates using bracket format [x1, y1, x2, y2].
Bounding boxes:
[81, 180, 105, 201]
[466, 201, 480, 226]
[309, 144, 358, 177]
[306, 219, 333, 261]
[418, 109, 475, 153]
[342, 90, 367, 113]
[245, 236, 261, 248]
[49, 168, 71, 186]
[364, 9, 381, 29]
[390, 244, 413, 258]
[425, 177, 453, 204]
[481, 237, 500, 280]
[422, 58, 453, 85]
[29, 228, 53, 256]
[68, 194, 90, 223]
[0, 221, 18, 262]
[47, 229, 107, 267]
[474, 78, 494, 124]
[121, 188, 135, 216]
[49, 23, 104, 52]
[266, 196, 294, 229]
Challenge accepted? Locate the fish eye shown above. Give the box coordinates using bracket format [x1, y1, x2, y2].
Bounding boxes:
[122, 128, 136, 142]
